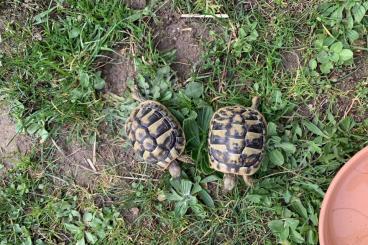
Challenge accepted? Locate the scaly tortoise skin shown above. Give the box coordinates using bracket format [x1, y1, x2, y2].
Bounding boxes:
[208, 97, 267, 191]
[125, 89, 192, 178]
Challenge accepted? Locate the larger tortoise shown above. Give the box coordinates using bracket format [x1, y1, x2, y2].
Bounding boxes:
[208, 97, 267, 191]
[125, 87, 192, 178]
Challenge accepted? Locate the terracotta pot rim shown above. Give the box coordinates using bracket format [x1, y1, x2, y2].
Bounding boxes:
[319, 145, 368, 245]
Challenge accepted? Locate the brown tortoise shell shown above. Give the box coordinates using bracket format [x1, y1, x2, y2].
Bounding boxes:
[125, 100, 186, 169]
[208, 105, 267, 176]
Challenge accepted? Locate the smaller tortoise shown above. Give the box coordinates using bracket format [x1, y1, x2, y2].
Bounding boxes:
[208, 97, 267, 191]
[125, 87, 192, 178]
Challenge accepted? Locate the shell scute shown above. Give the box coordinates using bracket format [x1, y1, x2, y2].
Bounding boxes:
[126, 100, 185, 168]
[208, 105, 266, 176]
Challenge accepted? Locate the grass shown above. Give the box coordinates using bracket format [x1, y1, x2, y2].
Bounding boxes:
[1, 0, 368, 244]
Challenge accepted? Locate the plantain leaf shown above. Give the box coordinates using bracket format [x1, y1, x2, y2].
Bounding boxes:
[303, 121, 329, 138]
[198, 189, 215, 208]
[352, 4, 366, 23]
[269, 149, 284, 166]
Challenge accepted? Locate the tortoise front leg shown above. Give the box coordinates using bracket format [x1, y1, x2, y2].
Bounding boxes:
[242, 175, 254, 187]
[168, 160, 181, 178]
[223, 173, 236, 192]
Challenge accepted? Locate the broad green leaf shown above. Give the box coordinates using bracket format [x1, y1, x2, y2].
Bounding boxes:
[199, 189, 215, 208]
[83, 212, 93, 224]
[267, 122, 278, 136]
[298, 182, 325, 197]
[38, 129, 49, 143]
[320, 62, 333, 74]
[269, 149, 284, 166]
[347, 30, 359, 43]
[277, 142, 296, 154]
[175, 201, 189, 217]
[93, 72, 105, 90]
[85, 231, 98, 244]
[200, 175, 221, 184]
[167, 190, 183, 202]
[76, 239, 86, 245]
[339, 49, 353, 62]
[307, 229, 317, 245]
[183, 117, 200, 147]
[316, 51, 329, 64]
[268, 220, 284, 234]
[181, 180, 193, 195]
[290, 228, 305, 243]
[352, 4, 366, 23]
[197, 106, 213, 132]
[64, 223, 81, 234]
[291, 198, 308, 220]
[329, 42, 343, 53]
[308, 59, 317, 70]
[185, 82, 203, 99]
[69, 27, 80, 39]
[191, 203, 207, 218]
[79, 72, 90, 88]
[191, 183, 202, 195]
[303, 121, 329, 138]
[330, 6, 344, 24]
[285, 218, 299, 230]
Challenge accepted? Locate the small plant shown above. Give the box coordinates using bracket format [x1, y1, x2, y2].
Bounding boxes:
[309, 38, 353, 74]
[232, 17, 259, 57]
[309, 1, 367, 74]
[165, 175, 216, 218]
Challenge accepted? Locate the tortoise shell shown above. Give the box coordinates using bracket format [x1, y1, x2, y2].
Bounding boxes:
[125, 100, 185, 168]
[208, 105, 267, 176]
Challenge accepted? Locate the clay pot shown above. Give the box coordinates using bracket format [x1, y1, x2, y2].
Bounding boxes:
[319, 146, 368, 245]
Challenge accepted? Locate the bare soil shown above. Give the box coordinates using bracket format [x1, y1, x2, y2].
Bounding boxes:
[281, 50, 301, 72]
[97, 47, 136, 96]
[124, 0, 147, 10]
[0, 103, 33, 175]
[332, 54, 368, 122]
[152, 9, 211, 82]
[52, 122, 161, 190]
[297, 54, 368, 122]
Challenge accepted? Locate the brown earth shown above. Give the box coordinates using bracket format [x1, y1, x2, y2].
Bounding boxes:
[0, 103, 33, 175]
[297, 54, 368, 122]
[97, 47, 136, 96]
[281, 50, 301, 72]
[152, 9, 211, 82]
[124, 0, 147, 10]
[52, 123, 161, 190]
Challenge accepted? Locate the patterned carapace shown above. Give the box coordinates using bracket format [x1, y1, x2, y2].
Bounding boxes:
[208, 105, 267, 176]
[125, 100, 185, 168]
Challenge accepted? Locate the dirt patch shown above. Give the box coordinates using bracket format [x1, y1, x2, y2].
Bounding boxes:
[281, 50, 301, 72]
[332, 55, 368, 122]
[0, 1, 46, 56]
[0, 103, 33, 175]
[124, 0, 147, 10]
[297, 54, 368, 122]
[97, 47, 136, 96]
[52, 123, 161, 190]
[152, 9, 211, 81]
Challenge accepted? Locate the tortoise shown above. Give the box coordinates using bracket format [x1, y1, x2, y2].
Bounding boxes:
[208, 97, 267, 191]
[125, 87, 193, 178]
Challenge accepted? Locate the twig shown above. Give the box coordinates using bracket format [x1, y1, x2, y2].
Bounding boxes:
[92, 132, 97, 169]
[181, 14, 229, 19]
[86, 158, 97, 172]
[111, 175, 160, 182]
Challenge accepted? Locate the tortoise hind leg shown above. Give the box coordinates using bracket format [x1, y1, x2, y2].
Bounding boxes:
[242, 175, 254, 187]
[168, 160, 181, 178]
[177, 154, 194, 164]
[132, 85, 146, 102]
[223, 173, 236, 192]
